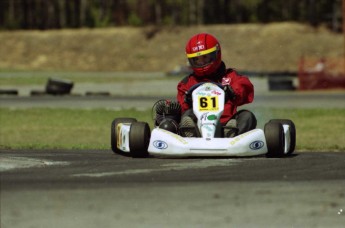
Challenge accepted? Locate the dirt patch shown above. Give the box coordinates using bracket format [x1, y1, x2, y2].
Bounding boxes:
[0, 22, 343, 72]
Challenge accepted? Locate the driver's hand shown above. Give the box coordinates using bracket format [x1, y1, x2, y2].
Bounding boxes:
[184, 92, 193, 106]
[224, 85, 236, 101]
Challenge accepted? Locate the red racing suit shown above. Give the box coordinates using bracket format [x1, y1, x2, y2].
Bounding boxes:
[177, 62, 254, 124]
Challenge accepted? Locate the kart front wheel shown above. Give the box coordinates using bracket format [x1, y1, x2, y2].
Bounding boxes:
[129, 122, 151, 158]
[111, 118, 137, 154]
[269, 119, 296, 154]
[264, 121, 285, 157]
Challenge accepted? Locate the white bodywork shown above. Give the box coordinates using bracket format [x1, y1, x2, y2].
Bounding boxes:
[116, 123, 131, 153]
[282, 125, 291, 153]
[148, 128, 268, 157]
[115, 83, 292, 157]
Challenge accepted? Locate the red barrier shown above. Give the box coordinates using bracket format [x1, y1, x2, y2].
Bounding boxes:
[298, 57, 345, 90]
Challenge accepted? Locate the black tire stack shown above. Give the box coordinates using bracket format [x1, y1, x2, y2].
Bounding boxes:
[45, 78, 74, 95]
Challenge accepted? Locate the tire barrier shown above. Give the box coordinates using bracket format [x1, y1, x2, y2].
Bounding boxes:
[85, 91, 110, 96]
[268, 77, 296, 91]
[30, 90, 47, 96]
[0, 89, 18, 96]
[45, 78, 74, 95]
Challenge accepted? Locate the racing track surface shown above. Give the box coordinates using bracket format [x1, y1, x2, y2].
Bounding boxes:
[1, 149, 345, 228]
[1, 92, 345, 109]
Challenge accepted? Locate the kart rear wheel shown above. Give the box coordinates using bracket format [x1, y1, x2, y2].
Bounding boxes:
[269, 119, 296, 154]
[111, 118, 137, 154]
[264, 121, 285, 157]
[129, 122, 151, 158]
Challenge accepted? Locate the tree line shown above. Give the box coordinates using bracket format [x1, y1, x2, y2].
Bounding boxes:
[0, 0, 343, 32]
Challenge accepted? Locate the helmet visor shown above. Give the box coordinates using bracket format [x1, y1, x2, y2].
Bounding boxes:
[188, 51, 218, 68]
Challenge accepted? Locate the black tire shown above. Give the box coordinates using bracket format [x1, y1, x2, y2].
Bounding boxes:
[268, 78, 295, 91]
[129, 122, 151, 158]
[0, 89, 18, 95]
[85, 91, 110, 96]
[111, 118, 137, 154]
[45, 78, 74, 95]
[30, 90, 47, 96]
[264, 121, 285, 157]
[269, 119, 296, 154]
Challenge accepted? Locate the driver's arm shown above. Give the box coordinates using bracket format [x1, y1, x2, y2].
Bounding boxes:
[177, 77, 192, 113]
[228, 71, 254, 106]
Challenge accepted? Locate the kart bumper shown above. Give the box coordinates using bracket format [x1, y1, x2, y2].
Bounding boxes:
[148, 128, 268, 157]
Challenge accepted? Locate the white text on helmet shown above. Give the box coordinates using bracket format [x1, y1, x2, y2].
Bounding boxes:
[192, 45, 205, 52]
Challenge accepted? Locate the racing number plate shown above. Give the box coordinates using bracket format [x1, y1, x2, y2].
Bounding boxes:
[198, 96, 219, 111]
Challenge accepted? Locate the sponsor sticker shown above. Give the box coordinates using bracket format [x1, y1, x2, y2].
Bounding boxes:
[222, 77, 231, 86]
[249, 140, 264, 150]
[153, 140, 168, 149]
[207, 114, 217, 120]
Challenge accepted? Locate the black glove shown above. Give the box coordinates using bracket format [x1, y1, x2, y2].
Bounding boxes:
[223, 85, 236, 101]
[184, 91, 193, 107]
[184, 83, 204, 107]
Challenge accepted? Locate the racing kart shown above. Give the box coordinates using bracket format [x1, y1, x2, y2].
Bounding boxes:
[111, 82, 296, 158]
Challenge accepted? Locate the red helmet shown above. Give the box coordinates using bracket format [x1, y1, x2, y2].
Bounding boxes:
[185, 33, 222, 77]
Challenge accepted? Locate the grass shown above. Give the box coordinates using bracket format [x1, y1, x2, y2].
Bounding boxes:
[0, 108, 153, 149]
[0, 107, 344, 151]
[0, 23, 343, 72]
[253, 108, 345, 151]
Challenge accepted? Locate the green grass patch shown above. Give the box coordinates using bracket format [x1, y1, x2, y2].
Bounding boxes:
[0, 108, 344, 151]
[0, 108, 153, 149]
[252, 108, 345, 151]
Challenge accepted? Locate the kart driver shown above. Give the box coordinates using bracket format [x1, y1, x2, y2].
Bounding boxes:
[154, 33, 257, 137]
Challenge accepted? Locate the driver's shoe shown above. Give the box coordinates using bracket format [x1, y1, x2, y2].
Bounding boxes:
[224, 119, 239, 138]
[179, 116, 198, 137]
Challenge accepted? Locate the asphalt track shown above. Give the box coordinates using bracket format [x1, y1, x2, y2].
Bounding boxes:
[0, 91, 345, 109]
[1, 150, 345, 228]
[1, 79, 345, 227]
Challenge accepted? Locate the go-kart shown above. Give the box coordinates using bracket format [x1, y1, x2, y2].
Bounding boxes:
[111, 82, 296, 158]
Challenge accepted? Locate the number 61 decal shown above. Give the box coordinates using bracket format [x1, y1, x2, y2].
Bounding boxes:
[198, 96, 219, 111]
